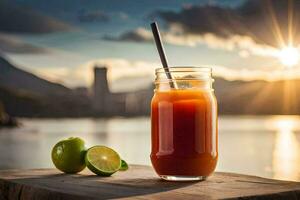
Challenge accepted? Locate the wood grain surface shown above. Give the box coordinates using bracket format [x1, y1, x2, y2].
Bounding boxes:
[0, 165, 299, 200]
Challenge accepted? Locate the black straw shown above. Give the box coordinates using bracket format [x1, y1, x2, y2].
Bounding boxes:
[151, 22, 176, 89]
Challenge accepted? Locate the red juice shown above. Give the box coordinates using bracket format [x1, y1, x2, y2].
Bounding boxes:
[151, 89, 218, 178]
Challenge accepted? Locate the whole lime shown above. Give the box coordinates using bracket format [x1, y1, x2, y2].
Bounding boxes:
[51, 137, 86, 173]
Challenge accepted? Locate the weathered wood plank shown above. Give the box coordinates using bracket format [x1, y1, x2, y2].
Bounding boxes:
[0, 165, 299, 200]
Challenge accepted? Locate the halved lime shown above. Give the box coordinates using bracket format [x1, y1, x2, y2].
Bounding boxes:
[85, 146, 121, 176]
[119, 160, 129, 171]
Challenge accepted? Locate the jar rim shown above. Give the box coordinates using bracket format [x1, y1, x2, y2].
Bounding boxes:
[155, 66, 212, 73]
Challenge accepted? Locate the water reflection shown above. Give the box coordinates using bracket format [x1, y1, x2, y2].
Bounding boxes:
[271, 116, 300, 181]
[0, 116, 299, 181]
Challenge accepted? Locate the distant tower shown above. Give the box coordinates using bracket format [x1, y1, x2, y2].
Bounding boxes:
[93, 66, 109, 112]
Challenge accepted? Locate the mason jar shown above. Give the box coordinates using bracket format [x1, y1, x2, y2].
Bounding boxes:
[151, 67, 218, 181]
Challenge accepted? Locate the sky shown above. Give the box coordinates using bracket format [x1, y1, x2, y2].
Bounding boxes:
[1, 0, 300, 90]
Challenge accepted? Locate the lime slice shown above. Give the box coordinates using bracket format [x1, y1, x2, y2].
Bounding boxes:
[119, 160, 129, 171]
[85, 146, 121, 176]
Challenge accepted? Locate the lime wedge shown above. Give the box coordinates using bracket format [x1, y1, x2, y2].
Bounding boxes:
[85, 146, 121, 176]
[119, 160, 129, 171]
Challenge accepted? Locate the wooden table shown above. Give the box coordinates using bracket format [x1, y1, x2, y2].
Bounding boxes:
[0, 165, 299, 200]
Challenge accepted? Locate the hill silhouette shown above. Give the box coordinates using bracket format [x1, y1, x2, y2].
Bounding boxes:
[0, 55, 300, 116]
[0, 56, 92, 117]
[215, 78, 300, 115]
[0, 56, 70, 96]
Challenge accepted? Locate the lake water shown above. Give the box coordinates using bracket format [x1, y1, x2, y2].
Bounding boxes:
[0, 116, 299, 181]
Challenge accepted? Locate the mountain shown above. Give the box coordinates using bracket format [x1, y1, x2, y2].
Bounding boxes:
[0, 56, 93, 117]
[0, 86, 43, 117]
[0, 85, 93, 117]
[214, 77, 300, 115]
[0, 56, 71, 96]
[1, 54, 300, 116]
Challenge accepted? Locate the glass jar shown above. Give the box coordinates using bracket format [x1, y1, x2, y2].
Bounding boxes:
[150, 67, 218, 181]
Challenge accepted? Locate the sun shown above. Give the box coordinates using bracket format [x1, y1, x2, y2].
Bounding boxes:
[278, 46, 300, 67]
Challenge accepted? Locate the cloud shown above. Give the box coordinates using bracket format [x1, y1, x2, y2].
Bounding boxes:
[0, 34, 47, 54]
[106, 27, 279, 58]
[77, 9, 110, 23]
[33, 58, 159, 89]
[107, 0, 300, 58]
[213, 65, 300, 82]
[155, 0, 300, 48]
[33, 58, 300, 90]
[78, 58, 158, 85]
[103, 28, 152, 42]
[0, 0, 72, 34]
